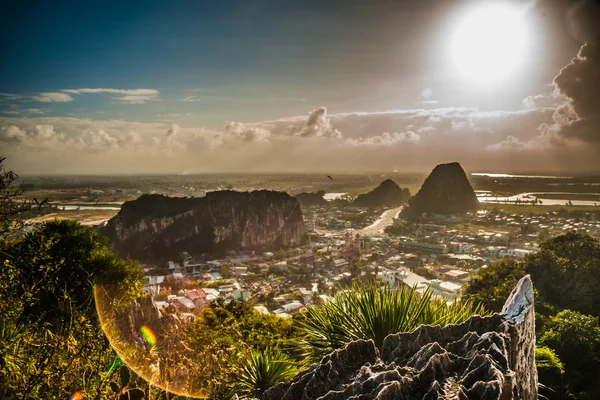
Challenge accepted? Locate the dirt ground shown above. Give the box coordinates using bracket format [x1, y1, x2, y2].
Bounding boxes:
[27, 210, 118, 226]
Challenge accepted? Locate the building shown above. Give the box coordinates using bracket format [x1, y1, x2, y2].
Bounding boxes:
[397, 240, 447, 255]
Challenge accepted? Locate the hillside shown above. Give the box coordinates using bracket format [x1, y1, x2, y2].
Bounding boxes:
[101, 190, 304, 261]
[404, 162, 479, 215]
[353, 179, 410, 207]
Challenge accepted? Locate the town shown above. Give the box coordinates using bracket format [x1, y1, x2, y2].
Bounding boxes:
[142, 201, 600, 321]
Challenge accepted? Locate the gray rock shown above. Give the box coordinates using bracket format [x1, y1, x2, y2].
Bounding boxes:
[262, 275, 537, 400]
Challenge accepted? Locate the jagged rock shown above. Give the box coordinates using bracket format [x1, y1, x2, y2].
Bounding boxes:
[261, 276, 537, 400]
[295, 191, 327, 207]
[101, 190, 304, 261]
[404, 162, 479, 215]
[353, 179, 410, 208]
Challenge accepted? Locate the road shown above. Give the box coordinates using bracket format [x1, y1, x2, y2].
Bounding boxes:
[356, 206, 403, 236]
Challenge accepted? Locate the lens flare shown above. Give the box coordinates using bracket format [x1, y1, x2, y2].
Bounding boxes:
[70, 391, 84, 400]
[139, 325, 157, 346]
[94, 285, 209, 398]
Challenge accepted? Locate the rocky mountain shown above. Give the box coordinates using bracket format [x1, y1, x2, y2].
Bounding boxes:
[101, 190, 304, 261]
[404, 162, 479, 215]
[262, 275, 537, 400]
[295, 190, 327, 207]
[353, 179, 410, 207]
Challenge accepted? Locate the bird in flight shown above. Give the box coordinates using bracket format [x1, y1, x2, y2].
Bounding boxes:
[33, 197, 49, 210]
[327, 175, 333, 180]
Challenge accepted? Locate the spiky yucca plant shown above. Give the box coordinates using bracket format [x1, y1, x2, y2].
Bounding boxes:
[294, 282, 489, 362]
[232, 348, 299, 398]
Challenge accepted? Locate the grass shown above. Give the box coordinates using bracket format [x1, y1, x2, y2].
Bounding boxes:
[293, 282, 488, 362]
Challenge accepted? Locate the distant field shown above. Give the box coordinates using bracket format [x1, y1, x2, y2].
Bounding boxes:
[27, 210, 118, 226]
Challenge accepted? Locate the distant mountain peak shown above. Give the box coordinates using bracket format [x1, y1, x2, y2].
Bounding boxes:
[353, 179, 410, 207]
[404, 162, 478, 215]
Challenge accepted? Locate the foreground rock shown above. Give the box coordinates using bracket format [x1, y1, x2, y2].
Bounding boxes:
[102, 190, 304, 261]
[262, 275, 537, 400]
[404, 162, 479, 216]
[353, 179, 410, 208]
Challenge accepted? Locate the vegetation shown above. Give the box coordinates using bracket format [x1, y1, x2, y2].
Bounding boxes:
[464, 232, 600, 399]
[294, 282, 488, 362]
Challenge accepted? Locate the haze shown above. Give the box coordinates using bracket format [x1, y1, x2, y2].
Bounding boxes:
[1, 0, 600, 174]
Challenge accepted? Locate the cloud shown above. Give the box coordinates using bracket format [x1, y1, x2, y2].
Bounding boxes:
[2, 111, 21, 115]
[0, 125, 27, 142]
[0, 93, 25, 102]
[63, 88, 159, 96]
[538, 0, 600, 144]
[181, 96, 202, 102]
[114, 95, 158, 104]
[33, 92, 73, 103]
[25, 108, 45, 115]
[61, 88, 160, 104]
[0, 101, 597, 174]
[298, 107, 341, 138]
[222, 122, 271, 142]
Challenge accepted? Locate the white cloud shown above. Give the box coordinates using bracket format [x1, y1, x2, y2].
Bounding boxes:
[114, 95, 157, 104]
[181, 96, 202, 102]
[1, 103, 597, 174]
[63, 88, 159, 96]
[2, 111, 21, 115]
[25, 108, 45, 114]
[33, 92, 74, 103]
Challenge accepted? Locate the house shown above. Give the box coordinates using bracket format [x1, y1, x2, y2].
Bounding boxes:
[397, 240, 447, 255]
[332, 258, 349, 269]
[253, 305, 270, 315]
[498, 248, 533, 259]
[174, 297, 196, 313]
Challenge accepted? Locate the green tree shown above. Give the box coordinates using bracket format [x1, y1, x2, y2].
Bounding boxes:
[539, 310, 600, 399]
[0, 220, 145, 399]
[536, 346, 564, 399]
[463, 258, 526, 312]
[0, 156, 31, 236]
[525, 232, 600, 316]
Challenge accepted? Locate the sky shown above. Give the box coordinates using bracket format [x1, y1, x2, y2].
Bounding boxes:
[1, 0, 600, 174]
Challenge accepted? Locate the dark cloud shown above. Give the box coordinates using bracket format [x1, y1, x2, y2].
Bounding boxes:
[547, 0, 600, 144]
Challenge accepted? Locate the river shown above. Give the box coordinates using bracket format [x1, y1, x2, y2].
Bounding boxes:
[477, 193, 600, 206]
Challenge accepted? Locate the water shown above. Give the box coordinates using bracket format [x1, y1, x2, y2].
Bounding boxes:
[477, 193, 600, 206]
[472, 173, 572, 179]
[323, 193, 348, 200]
[55, 204, 121, 211]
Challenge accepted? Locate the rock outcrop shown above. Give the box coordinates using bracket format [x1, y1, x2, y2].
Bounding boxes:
[262, 275, 537, 400]
[404, 162, 479, 215]
[295, 191, 327, 207]
[353, 179, 410, 208]
[101, 190, 304, 261]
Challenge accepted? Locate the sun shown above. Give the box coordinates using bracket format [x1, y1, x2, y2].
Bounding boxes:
[450, 2, 529, 83]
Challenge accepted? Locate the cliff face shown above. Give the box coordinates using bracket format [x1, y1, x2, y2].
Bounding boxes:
[406, 162, 479, 215]
[353, 179, 410, 208]
[102, 190, 304, 261]
[262, 276, 537, 400]
[295, 191, 327, 207]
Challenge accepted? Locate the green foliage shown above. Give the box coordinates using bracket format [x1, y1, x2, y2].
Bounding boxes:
[463, 258, 526, 312]
[0, 220, 145, 398]
[294, 282, 489, 362]
[231, 348, 299, 398]
[0, 156, 31, 236]
[525, 232, 600, 316]
[536, 346, 564, 399]
[184, 299, 302, 397]
[539, 310, 600, 399]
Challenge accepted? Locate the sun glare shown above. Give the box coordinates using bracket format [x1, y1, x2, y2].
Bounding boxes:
[451, 2, 529, 83]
